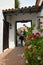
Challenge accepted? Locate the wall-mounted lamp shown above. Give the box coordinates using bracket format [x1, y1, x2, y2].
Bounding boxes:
[9, 24, 12, 29]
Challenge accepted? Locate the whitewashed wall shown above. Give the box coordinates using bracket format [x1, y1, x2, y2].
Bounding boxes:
[0, 11, 3, 53]
[9, 23, 15, 48]
[0, 0, 14, 53]
[7, 8, 43, 48]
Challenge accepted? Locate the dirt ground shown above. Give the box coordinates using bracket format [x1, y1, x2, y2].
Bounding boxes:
[0, 47, 25, 65]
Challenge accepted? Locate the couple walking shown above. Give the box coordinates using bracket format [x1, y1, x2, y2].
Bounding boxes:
[19, 29, 26, 46]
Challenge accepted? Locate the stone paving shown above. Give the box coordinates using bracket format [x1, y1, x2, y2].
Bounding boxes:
[0, 47, 25, 65]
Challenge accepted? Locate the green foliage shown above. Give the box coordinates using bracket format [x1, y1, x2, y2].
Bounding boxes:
[15, 0, 20, 8]
[24, 24, 43, 65]
[26, 28, 32, 36]
[31, 23, 35, 30]
[25, 23, 35, 37]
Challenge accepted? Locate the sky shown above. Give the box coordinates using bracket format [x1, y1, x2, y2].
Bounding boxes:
[17, 0, 36, 28]
[0, 0, 14, 22]
[0, 0, 14, 10]
[19, 0, 36, 8]
[0, 0, 36, 12]
[0, 0, 36, 25]
[0, 0, 36, 10]
[17, 22, 31, 29]
[0, 0, 36, 27]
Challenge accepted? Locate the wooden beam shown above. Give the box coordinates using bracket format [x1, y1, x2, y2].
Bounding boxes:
[36, 0, 40, 6]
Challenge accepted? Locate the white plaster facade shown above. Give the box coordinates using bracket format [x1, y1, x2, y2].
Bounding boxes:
[0, 0, 14, 53]
[0, 0, 43, 53]
[6, 7, 43, 48]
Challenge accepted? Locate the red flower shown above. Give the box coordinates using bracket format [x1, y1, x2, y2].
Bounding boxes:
[24, 46, 28, 50]
[31, 50, 35, 55]
[32, 33, 34, 36]
[40, 22, 43, 24]
[32, 33, 36, 38]
[40, 64, 42, 65]
[28, 64, 30, 65]
[27, 36, 32, 41]
[36, 32, 40, 36]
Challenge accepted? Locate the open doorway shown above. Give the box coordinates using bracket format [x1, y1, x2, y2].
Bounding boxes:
[15, 20, 32, 47]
